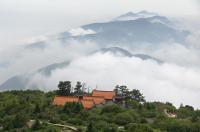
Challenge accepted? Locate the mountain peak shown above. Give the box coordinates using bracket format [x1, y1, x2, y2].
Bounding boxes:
[138, 10, 149, 14]
[97, 47, 133, 57]
[137, 10, 157, 16]
[115, 10, 157, 21]
[137, 10, 152, 14]
[94, 47, 162, 63]
[123, 12, 136, 16]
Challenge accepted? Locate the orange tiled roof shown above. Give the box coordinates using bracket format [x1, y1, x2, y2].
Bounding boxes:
[81, 99, 95, 109]
[53, 96, 79, 105]
[53, 96, 95, 109]
[92, 90, 116, 100]
[83, 96, 105, 105]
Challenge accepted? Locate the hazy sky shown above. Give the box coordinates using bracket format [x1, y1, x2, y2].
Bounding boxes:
[0, 0, 199, 47]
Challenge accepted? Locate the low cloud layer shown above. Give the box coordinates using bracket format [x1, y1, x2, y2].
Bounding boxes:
[0, 37, 99, 84]
[28, 52, 200, 108]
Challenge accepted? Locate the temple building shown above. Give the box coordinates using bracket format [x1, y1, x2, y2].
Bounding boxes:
[53, 89, 116, 109]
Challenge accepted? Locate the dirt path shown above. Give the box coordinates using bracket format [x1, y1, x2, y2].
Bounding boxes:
[46, 122, 78, 131]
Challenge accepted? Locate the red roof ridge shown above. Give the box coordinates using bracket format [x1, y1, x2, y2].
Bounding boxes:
[92, 89, 116, 100]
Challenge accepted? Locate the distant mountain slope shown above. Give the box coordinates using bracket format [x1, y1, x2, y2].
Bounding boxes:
[80, 18, 188, 45]
[0, 47, 161, 91]
[25, 41, 47, 50]
[97, 47, 133, 57]
[0, 75, 29, 91]
[37, 61, 70, 76]
[0, 61, 70, 91]
[25, 11, 189, 50]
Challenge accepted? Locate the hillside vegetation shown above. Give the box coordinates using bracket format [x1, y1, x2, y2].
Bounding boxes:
[0, 82, 200, 132]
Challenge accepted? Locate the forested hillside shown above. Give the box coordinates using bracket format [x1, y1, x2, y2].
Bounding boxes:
[0, 84, 200, 132]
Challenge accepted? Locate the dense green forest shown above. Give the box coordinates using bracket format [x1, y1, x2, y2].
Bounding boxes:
[0, 82, 200, 132]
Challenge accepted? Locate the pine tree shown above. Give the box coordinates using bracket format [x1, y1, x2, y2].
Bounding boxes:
[114, 85, 120, 96]
[129, 89, 145, 102]
[119, 85, 129, 99]
[57, 81, 72, 96]
[74, 81, 82, 96]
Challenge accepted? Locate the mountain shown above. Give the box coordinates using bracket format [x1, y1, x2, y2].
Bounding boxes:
[0, 61, 70, 91]
[80, 18, 188, 45]
[25, 41, 47, 50]
[97, 47, 133, 57]
[145, 16, 173, 26]
[37, 61, 70, 76]
[113, 11, 172, 27]
[0, 47, 161, 91]
[25, 11, 189, 50]
[0, 75, 30, 91]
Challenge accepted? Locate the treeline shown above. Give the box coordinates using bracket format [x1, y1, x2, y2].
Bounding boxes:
[0, 82, 200, 132]
[56, 81, 86, 96]
[114, 85, 145, 103]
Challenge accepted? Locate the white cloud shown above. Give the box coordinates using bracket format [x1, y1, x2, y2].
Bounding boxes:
[69, 28, 96, 36]
[147, 43, 200, 68]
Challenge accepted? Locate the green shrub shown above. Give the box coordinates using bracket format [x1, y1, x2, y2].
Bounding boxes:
[114, 112, 133, 125]
[126, 123, 153, 132]
[101, 105, 123, 114]
[63, 102, 83, 114]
